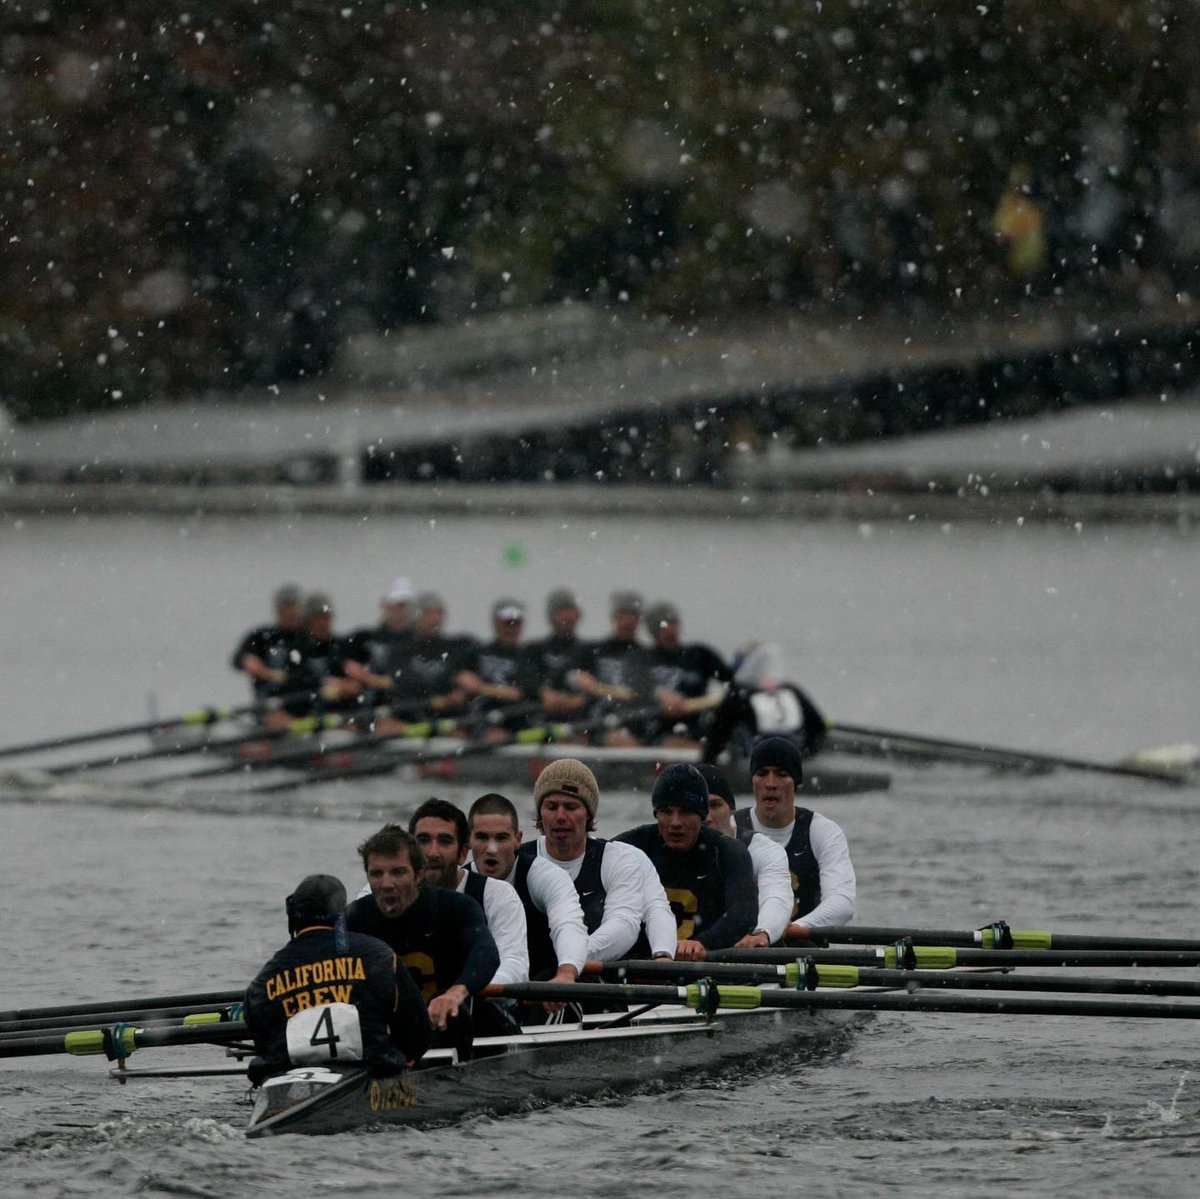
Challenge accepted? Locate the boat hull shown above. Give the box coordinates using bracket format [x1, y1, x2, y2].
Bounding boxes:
[245, 1004, 860, 1137]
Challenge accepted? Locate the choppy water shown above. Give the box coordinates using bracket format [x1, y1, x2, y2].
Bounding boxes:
[2, 511, 1200, 1196]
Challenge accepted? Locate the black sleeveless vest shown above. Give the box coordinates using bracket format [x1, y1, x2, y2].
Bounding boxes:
[734, 807, 819, 919]
[461, 869, 487, 907]
[512, 851, 558, 978]
[519, 838, 608, 935]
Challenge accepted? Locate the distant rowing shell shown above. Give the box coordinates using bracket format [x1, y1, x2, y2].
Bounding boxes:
[149, 726, 892, 796]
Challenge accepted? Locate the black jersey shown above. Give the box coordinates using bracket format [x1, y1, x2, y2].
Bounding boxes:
[614, 824, 756, 949]
[734, 806, 820, 920]
[244, 923, 431, 1078]
[230, 624, 310, 701]
[342, 623, 414, 676]
[458, 640, 540, 726]
[383, 634, 473, 714]
[524, 634, 587, 689]
[648, 643, 732, 698]
[344, 885, 499, 1001]
[580, 638, 655, 699]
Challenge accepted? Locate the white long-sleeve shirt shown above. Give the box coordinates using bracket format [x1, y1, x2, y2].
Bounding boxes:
[535, 836, 673, 961]
[494, 854, 589, 974]
[745, 809, 856, 929]
[746, 833, 794, 944]
[455, 871, 530, 986]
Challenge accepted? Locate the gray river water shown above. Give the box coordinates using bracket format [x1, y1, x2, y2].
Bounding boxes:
[2, 510, 1200, 1196]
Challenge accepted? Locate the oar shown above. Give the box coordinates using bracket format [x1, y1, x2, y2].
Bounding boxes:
[487, 980, 1200, 1021]
[0, 1018, 250, 1060]
[0, 692, 334, 760]
[0, 1009, 241, 1048]
[588, 958, 1200, 999]
[809, 923, 1200, 953]
[164, 699, 553, 788]
[40, 720, 336, 777]
[0, 1000, 243, 1037]
[243, 701, 667, 795]
[0, 989, 243, 1025]
[822, 721, 1196, 783]
[706, 945, 1200, 969]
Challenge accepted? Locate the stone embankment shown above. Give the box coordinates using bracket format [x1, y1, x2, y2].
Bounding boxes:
[2, 299, 1198, 524]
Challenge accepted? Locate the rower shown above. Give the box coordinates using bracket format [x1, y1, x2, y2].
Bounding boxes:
[244, 873, 431, 1084]
[525, 758, 676, 962]
[291, 592, 362, 716]
[573, 591, 657, 745]
[615, 763, 757, 961]
[733, 736, 856, 942]
[229, 583, 309, 713]
[697, 762, 793, 948]
[644, 601, 732, 745]
[409, 797, 530, 1035]
[341, 575, 417, 711]
[370, 593, 473, 735]
[344, 825, 500, 1059]
[526, 588, 590, 719]
[456, 599, 539, 738]
[467, 791, 588, 1011]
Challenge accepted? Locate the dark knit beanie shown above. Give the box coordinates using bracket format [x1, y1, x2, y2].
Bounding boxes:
[651, 763, 710, 818]
[748, 735, 804, 785]
[695, 763, 736, 809]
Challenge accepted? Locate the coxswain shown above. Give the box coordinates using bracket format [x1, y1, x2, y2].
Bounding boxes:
[614, 763, 757, 960]
[702, 642, 827, 762]
[644, 601, 733, 746]
[344, 825, 500, 1059]
[573, 591, 657, 745]
[230, 583, 309, 715]
[408, 796, 530, 1034]
[696, 762, 793, 948]
[526, 758, 676, 962]
[244, 873, 431, 1085]
[467, 791, 589, 1013]
[527, 588, 590, 719]
[733, 736, 856, 941]
[456, 599, 539, 738]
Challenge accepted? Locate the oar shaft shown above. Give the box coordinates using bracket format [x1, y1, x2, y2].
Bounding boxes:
[593, 959, 1200, 998]
[0, 990, 243, 1025]
[815, 925, 1200, 953]
[0, 1020, 249, 1059]
[0, 1002, 242, 1037]
[708, 947, 1200, 968]
[489, 980, 1200, 1020]
[827, 722, 1183, 783]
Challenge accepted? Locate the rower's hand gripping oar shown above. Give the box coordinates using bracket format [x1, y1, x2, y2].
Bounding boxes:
[243, 700, 668, 795]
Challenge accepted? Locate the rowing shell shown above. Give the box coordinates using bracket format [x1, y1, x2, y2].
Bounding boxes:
[146, 726, 892, 796]
[244, 1003, 861, 1137]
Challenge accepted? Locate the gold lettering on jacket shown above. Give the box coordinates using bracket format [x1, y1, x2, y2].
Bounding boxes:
[264, 956, 368, 1018]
